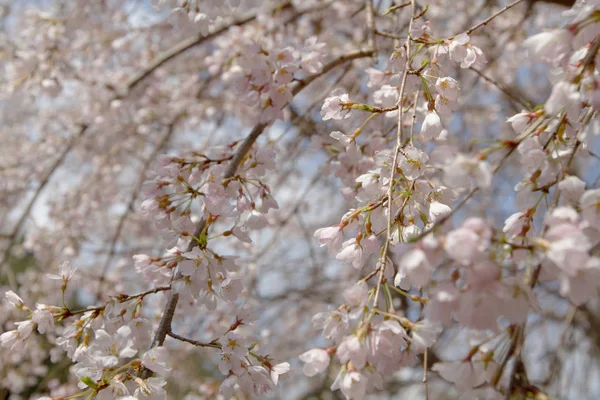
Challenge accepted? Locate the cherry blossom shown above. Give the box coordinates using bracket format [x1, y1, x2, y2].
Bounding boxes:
[299, 349, 331, 377]
[1, 0, 600, 399]
[321, 92, 353, 120]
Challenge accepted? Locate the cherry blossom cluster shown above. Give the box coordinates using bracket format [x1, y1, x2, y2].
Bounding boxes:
[1, 262, 172, 399]
[214, 33, 326, 123]
[140, 143, 278, 234]
[303, 1, 600, 399]
[1, 262, 288, 399]
[2, 0, 600, 399]
[300, 280, 442, 399]
[152, 0, 243, 35]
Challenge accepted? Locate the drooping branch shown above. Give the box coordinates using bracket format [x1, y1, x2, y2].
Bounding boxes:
[124, 1, 338, 93]
[142, 47, 377, 377]
[123, 11, 258, 93]
[0, 124, 88, 289]
[469, 66, 534, 110]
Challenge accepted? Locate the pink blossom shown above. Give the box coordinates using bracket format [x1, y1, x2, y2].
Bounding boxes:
[410, 319, 442, 352]
[313, 309, 350, 343]
[445, 227, 485, 265]
[545, 80, 581, 121]
[435, 77, 459, 101]
[399, 146, 429, 180]
[299, 349, 331, 377]
[420, 111, 443, 140]
[558, 176, 586, 206]
[219, 375, 239, 398]
[321, 92, 352, 120]
[424, 283, 460, 327]
[507, 111, 533, 134]
[46, 260, 77, 282]
[523, 29, 572, 66]
[300, 36, 326, 74]
[395, 248, 432, 288]
[448, 33, 487, 68]
[32, 304, 54, 334]
[142, 347, 171, 376]
[0, 320, 34, 351]
[581, 189, 600, 227]
[343, 281, 369, 309]
[92, 326, 137, 368]
[432, 360, 495, 392]
[269, 362, 290, 385]
[221, 332, 248, 359]
[133, 377, 167, 400]
[337, 335, 367, 369]
[503, 211, 529, 237]
[336, 238, 365, 269]
[314, 225, 344, 252]
[428, 201, 451, 223]
[331, 370, 367, 400]
[4, 290, 25, 308]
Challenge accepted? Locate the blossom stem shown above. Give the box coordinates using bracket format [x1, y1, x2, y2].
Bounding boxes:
[371, 0, 417, 316]
[373, 308, 403, 321]
[388, 284, 428, 303]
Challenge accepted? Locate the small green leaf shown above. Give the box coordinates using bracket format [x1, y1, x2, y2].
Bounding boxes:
[80, 376, 98, 389]
[198, 231, 208, 247]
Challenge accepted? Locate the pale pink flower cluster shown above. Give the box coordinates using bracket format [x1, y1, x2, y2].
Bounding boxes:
[541, 204, 600, 305]
[220, 35, 327, 123]
[2, 263, 288, 399]
[217, 328, 290, 397]
[2, 0, 600, 399]
[152, 0, 241, 34]
[301, 282, 442, 399]
[440, 33, 487, 69]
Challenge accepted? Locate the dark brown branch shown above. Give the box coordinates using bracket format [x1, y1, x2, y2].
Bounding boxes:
[167, 330, 221, 349]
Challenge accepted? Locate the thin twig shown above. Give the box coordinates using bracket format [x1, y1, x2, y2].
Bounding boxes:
[465, 0, 526, 36]
[371, 0, 416, 313]
[167, 330, 222, 349]
[375, 30, 401, 40]
[469, 66, 533, 110]
[382, 1, 411, 15]
[67, 284, 171, 317]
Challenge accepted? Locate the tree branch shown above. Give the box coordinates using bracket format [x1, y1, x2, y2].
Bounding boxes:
[142, 47, 376, 377]
[124, 12, 257, 93]
[1, 124, 88, 289]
